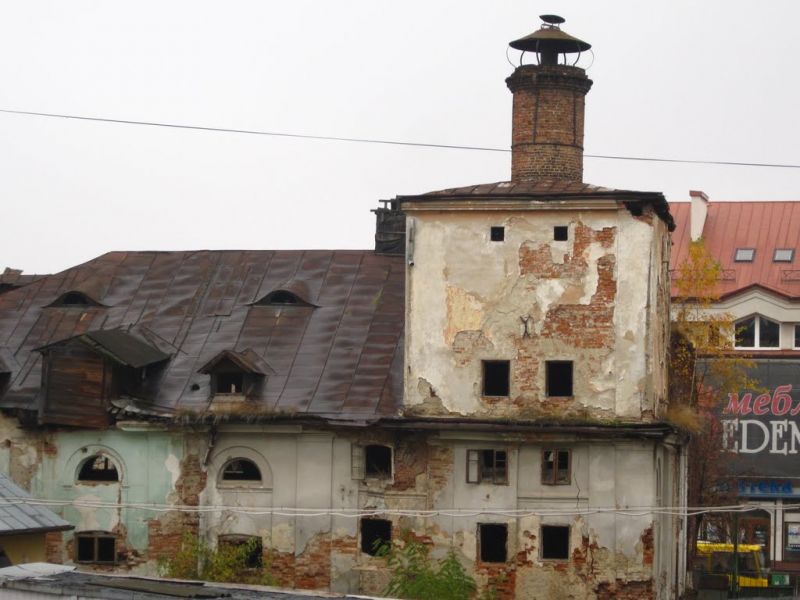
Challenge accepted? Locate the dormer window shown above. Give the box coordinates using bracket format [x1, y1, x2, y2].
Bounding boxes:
[735, 315, 779, 349]
[198, 350, 267, 399]
[46, 291, 103, 308]
[253, 290, 313, 307]
[216, 372, 243, 395]
[734, 248, 755, 262]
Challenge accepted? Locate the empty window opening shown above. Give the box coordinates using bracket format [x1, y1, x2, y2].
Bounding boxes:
[78, 455, 119, 483]
[735, 316, 779, 349]
[218, 535, 263, 568]
[467, 449, 508, 485]
[734, 248, 755, 262]
[48, 291, 101, 308]
[774, 248, 795, 262]
[542, 449, 571, 485]
[361, 518, 391, 555]
[254, 290, 312, 307]
[76, 532, 117, 564]
[546, 361, 573, 397]
[479, 523, 508, 563]
[216, 372, 244, 394]
[490, 227, 505, 242]
[221, 459, 262, 482]
[553, 226, 569, 241]
[541, 525, 570, 560]
[365, 445, 392, 479]
[483, 360, 510, 396]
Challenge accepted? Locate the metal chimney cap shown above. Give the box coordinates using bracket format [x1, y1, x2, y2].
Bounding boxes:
[509, 16, 591, 54]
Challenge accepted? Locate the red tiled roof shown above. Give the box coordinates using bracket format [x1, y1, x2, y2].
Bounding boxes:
[670, 201, 800, 300]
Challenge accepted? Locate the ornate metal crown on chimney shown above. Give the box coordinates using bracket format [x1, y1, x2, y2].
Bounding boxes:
[506, 15, 593, 183]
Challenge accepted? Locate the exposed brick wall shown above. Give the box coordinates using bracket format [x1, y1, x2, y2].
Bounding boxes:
[595, 579, 654, 599]
[505, 64, 593, 182]
[45, 531, 63, 563]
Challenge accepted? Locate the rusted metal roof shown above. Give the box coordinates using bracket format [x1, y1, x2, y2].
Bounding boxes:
[36, 329, 171, 369]
[0, 268, 46, 295]
[0, 250, 404, 422]
[398, 180, 675, 230]
[670, 201, 800, 300]
[198, 349, 268, 375]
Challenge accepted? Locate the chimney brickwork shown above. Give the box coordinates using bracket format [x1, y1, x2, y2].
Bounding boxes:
[506, 64, 592, 182]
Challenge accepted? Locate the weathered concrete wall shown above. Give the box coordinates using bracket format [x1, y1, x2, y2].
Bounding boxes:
[1, 532, 48, 564]
[403, 205, 669, 422]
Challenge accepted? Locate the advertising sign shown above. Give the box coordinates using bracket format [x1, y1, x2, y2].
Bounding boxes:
[716, 360, 800, 478]
[786, 523, 800, 551]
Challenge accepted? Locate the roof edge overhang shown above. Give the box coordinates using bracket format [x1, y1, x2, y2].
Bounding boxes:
[0, 524, 74, 536]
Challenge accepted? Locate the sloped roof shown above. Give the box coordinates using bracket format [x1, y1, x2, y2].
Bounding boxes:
[36, 329, 170, 369]
[0, 250, 405, 422]
[0, 474, 72, 535]
[398, 180, 674, 230]
[670, 201, 800, 300]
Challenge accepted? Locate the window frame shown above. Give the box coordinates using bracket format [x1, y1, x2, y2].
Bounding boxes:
[734, 315, 780, 350]
[466, 449, 508, 485]
[541, 449, 571, 486]
[220, 458, 263, 485]
[734, 248, 756, 262]
[75, 531, 117, 564]
[77, 454, 120, 484]
[774, 248, 795, 263]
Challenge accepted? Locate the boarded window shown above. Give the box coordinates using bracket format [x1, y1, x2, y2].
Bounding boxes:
[546, 361, 573, 397]
[467, 449, 508, 485]
[542, 449, 571, 485]
[541, 525, 570, 560]
[76, 531, 117, 564]
[361, 518, 391, 555]
[221, 459, 261, 482]
[218, 535, 263, 568]
[490, 227, 505, 242]
[553, 226, 568, 241]
[78, 455, 119, 483]
[483, 361, 510, 397]
[479, 523, 507, 563]
[365, 445, 392, 479]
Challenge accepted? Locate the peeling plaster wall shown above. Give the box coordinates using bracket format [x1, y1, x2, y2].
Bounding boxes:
[404, 206, 669, 421]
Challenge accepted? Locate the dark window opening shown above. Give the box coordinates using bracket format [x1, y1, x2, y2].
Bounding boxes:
[483, 360, 510, 397]
[0, 546, 10, 568]
[760, 317, 780, 348]
[736, 317, 756, 347]
[361, 518, 391, 555]
[490, 227, 505, 242]
[219, 535, 263, 568]
[76, 532, 117, 564]
[479, 523, 508, 563]
[222, 459, 262, 482]
[254, 290, 312, 307]
[542, 449, 571, 485]
[546, 361, 573, 397]
[216, 372, 244, 394]
[467, 449, 508, 485]
[365, 445, 392, 479]
[795, 325, 800, 348]
[78, 455, 119, 483]
[553, 226, 568, 241]
[541, 525, 570, 560]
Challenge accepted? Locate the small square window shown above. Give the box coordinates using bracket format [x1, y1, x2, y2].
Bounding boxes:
[542, 449, 571, 485]
[541, 525, 570, 560]
[467, 449, 508, 485]
[490, 227, 505, 242]
[365, 444, 392, 479]
[218, 535, 263, 568]
[479, 523, 508, 563]
[216, 372, 244, 394]
[75, 531, 117, 564]
[553, 226, 568, 241]
[483, 360, 510, 397]
[734, 248, 755, 262]
[361, 518, 391, 555]
[774, 249, 795, 263]
[546, 361, 573, 397]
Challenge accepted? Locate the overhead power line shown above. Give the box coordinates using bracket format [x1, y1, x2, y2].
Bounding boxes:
[2, 107, 799, 170]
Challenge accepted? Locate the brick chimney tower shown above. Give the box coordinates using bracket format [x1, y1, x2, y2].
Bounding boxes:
[506, 16, 593, 182]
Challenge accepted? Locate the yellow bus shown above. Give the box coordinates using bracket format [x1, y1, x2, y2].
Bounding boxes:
[695, 541, 768, 588]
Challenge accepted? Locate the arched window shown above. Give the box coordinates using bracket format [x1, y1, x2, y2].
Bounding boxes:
[221, 459, 262, 482]
[78, 455, 119, 483]
[253, 290, 313, 307]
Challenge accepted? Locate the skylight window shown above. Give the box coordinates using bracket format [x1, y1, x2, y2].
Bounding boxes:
[734, 248, 755, 262]
[774, 249, 795, 263]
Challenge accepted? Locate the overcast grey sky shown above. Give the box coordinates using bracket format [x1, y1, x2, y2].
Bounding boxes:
[2, 1, 798, 274]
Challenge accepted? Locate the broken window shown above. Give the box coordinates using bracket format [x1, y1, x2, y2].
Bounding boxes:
[542, 449, 571, 485]
[78, 455, 120, 483]
[361, 518, 391, 555]
[365, 445, 392, 479]
[216, 372, 244, 394]
[479, 523, 508, 563]
[218, 535, 263, 568]
[735, 315, 779, 349]
[467, 449, 508, 485]
[490, 227, 505, 242]
[221, 458, 262, 482]
[541, 525, 570, 560]
[553, 226, 568, 241]
[75, 531, 117, 564]
[546, 361, 573, 397]
[483, 360, 510, 397]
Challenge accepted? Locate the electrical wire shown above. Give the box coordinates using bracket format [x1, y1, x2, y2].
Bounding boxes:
[2, 107, 799, 170]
